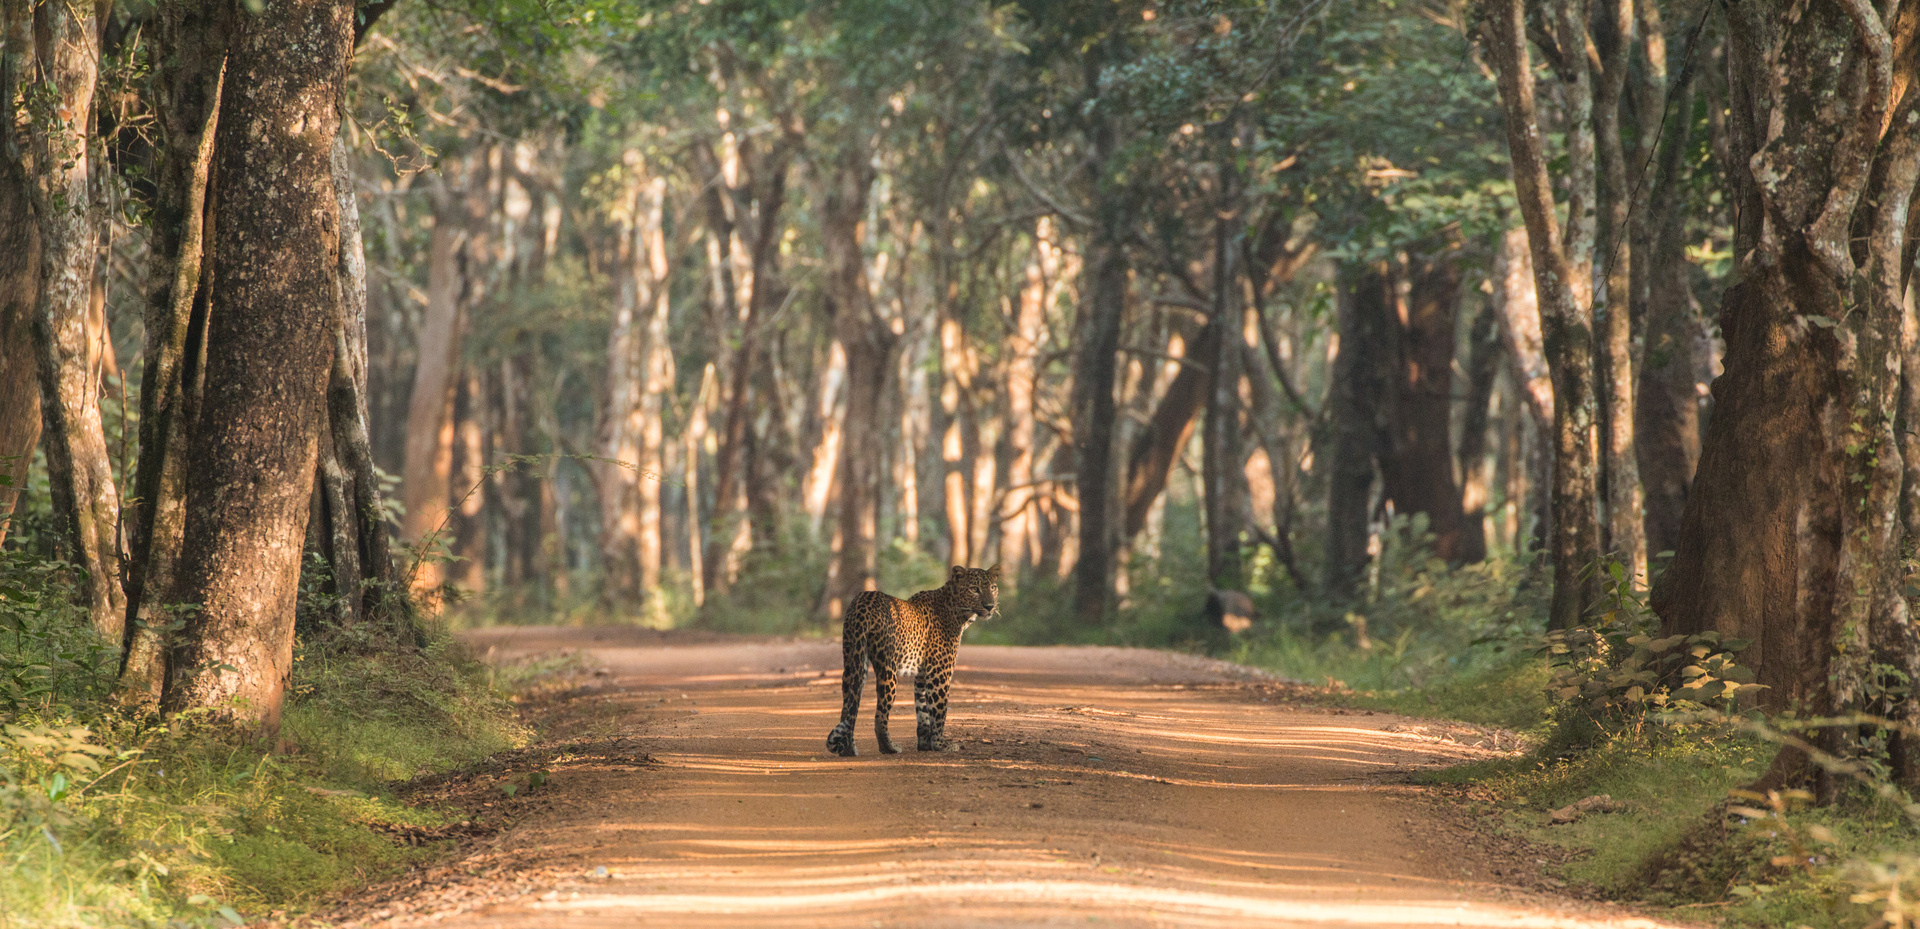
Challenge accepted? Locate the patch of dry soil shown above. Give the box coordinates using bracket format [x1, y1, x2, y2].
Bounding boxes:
[329, 627, 1684, 929]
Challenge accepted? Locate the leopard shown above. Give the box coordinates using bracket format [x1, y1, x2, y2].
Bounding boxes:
[826, 564, 1000, 757]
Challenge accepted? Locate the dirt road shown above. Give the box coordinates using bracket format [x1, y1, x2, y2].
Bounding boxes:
[349, 627, 1676, 929]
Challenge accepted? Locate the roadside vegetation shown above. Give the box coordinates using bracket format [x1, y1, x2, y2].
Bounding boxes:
[0, 501, 528, 928]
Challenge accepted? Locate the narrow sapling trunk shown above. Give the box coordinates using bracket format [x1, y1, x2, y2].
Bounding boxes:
[163, 0, 352, 738]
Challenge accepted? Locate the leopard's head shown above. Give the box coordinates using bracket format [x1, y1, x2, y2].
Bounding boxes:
[948, 564, 1001, 619]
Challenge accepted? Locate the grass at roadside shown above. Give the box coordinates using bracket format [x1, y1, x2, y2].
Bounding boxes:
[0, 554, 530, 929]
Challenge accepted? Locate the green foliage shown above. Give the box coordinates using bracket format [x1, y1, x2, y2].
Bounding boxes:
[0, 550, 527, 928]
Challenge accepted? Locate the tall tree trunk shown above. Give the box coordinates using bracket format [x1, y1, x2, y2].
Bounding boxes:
[939, 299, 980, 567]
[1202, 180, 1246, 590]
[163, 0, 350, 738]
[822, 152, 894, 618]
[1380, 250, 1474, 563]
[400, 194, 463, 595]
[118, 8, 227, 702]
[1457, 302, 1502, 561]
[598, 170, 668, 610]
[7, 0, 125, 640]
[0, 109, 41, 546]
[1651, 0, 1920, 791]
[1483, 0, 1606, 628]
[999, 218, 1057, 582]
[1324, 268, 1387, 600]
[703, 141, 789, 594]
[1071, 231, 1127, 624]
[1593, 0, 1648, 584]
[447, 371, 486, 592]
[1635, 62, 1701, 561]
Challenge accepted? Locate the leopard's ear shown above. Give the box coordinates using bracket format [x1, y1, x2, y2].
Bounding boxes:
[950, 564, 966, 578]
[987, 563, 1001, 579]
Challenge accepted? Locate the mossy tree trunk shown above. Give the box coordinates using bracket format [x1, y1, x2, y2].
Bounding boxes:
[1650, 0, 1920, 793]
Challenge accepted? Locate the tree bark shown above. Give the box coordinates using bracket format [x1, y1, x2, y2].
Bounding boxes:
[1652, 0, 1920, 791]
[6, 0, 125, 640]
[1635, 62, 1701, 561]
[1380, 250, 1474, 563]
[1201, 177, 1246, 589]
[1457, 302, 1502, 561]
[0, 86, 40, 545]
[1124, 321, 1213, 540]
[822, 152, 894, 618]
[1324, 268, 1387, 600]
[1482, 0, 1605, 628]
[1592, 0, 1648, 584]
[163, 0, 350, 738]
[598, 169, 668, 610]
[400, 191, 463, 595]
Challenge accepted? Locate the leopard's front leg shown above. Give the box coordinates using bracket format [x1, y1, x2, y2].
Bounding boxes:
[914, 664, 957, 751]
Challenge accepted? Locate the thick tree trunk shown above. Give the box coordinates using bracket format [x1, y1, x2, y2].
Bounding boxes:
[999, 219, 1057, 580]
[939, 302, 980, 567]
[822, 154, 894, 618]
[1324, 268, 1387, 600]
[1380, 251, 1474, 563]
[1070, 234, 1127, 625]
[1652, 0, 1920, 791]
[447, 371, 486, 592]
[119, 7, 227, 702]
[1483, 0, 1605, 628]
[598, 171, 669, 610]
[8, 0, 125, 640]
[163, 0, 350, 738]
[703, 142, 789, 594]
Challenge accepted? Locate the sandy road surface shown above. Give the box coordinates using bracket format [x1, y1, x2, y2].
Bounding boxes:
[348, 627, 1677, 929]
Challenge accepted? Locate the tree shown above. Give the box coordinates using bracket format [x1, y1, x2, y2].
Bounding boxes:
[1650, 0, 1920, 791]
[1481, 0, 1606, 629]
[2, 0, 126, 639]
[158, 0, 354, 737]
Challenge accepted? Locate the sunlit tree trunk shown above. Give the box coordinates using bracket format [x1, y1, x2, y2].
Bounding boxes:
[5, 0, 125, 640]
[447, 371, 486, 592]
[0, 92, 40, 545]
[1651, 0, 1920, 791]
[599, 170, 670, 609]
[1001, 219, 1057, 580]
[1483, 0, 1605, 628]
[822, 152, 894, 618]
[1458, 303, 1502, 559]
[401, 191, 464, 596]
[163, 0, 351, 738]
[939, 304, 980, 567]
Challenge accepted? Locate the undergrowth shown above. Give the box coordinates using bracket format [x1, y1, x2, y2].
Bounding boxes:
[0, 547, 528, 928]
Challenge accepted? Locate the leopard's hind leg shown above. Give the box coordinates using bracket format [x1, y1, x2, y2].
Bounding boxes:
[827, 610, 866, 757]
[872, 652, 902, 755]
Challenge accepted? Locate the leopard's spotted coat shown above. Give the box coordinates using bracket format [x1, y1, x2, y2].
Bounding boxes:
[826, 564, 1000, 756]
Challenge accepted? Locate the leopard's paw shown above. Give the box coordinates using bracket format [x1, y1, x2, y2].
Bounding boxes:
[827, 727, 857, 757]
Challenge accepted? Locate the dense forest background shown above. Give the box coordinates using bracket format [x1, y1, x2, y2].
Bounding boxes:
[5, 0, 1920, 923]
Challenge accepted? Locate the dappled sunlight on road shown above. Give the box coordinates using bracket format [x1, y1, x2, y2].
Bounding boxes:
[410, 633, 1677, 929]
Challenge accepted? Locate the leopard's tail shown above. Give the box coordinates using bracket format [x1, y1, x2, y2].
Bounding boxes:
[827, 595, 871, 757]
